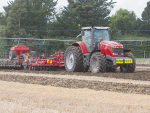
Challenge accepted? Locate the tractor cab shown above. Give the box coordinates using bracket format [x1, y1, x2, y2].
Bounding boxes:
[81, 27, 111, 52]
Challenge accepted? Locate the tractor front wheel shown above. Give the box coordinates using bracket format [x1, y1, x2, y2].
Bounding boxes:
[120, 52, 136, 73]
[65, 46, 83, 72]
[90, 52, 107, 73]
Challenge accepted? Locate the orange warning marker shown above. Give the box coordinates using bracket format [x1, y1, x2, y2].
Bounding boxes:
[27, 53, 29, 58]
[47, 59, 52, 64]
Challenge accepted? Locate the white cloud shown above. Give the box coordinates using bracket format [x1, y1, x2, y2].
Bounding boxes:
[0, 0, 13, 12]
[57, 0, 68, 8]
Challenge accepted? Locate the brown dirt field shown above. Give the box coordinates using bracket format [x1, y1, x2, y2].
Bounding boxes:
[0, 61, 150, 112]
[0, 71, 150, 95]
[1, 63, 150, 81]
[0, 81, 150, 113]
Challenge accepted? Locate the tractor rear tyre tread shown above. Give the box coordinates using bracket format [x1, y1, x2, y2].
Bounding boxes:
[65, 46, 83, 72]
[120, 52, 136, 73]
[90, 52, 107, 73]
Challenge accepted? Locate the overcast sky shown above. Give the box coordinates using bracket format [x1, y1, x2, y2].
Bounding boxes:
[0, 0, 149, 18]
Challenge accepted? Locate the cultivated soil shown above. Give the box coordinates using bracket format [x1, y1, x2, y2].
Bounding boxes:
[0, 60, 150, 113]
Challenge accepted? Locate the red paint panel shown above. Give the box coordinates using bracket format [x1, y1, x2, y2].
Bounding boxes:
[72, 42, 88, 53]
[11, 45, 29, 55]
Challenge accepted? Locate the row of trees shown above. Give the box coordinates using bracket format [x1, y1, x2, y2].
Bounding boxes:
[0, 0, 57, 38]
[0, 0, 150, 38]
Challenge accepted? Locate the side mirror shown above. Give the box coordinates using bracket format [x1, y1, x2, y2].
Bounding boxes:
[81, 31, 85, 36]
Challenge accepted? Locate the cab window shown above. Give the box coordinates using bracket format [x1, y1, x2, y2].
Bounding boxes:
[94, 30, 110, 43]
[82, 30, 92, 52]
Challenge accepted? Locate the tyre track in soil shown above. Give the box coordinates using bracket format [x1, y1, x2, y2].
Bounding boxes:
[1, 66, 150, 81]
[0, 68, 150, 95]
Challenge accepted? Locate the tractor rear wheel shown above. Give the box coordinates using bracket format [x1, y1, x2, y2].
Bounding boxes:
[120, 52, 136, 73]
[90, 52, 107, 73]
[65, 46, 83, 72]
[9, 51, 16, 60]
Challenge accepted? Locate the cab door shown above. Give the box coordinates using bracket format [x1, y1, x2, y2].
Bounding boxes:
[82, 30, 92, 52]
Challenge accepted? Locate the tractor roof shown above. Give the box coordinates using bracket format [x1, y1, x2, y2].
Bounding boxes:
[81, 27, 110, 30]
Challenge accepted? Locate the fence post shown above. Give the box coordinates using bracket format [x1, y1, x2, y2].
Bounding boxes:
[144, 51, 145, 58]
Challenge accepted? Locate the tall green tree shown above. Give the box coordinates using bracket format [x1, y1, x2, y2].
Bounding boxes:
[0, 1, 13, 26]
[109, 8, 136, 30]
[142, 1, 150, 29]
[23, 0, 57, 38]
[51, 0, 115, 34]
[3, 0, 27, 38]
[3, 0, 57, 38]
[0, 12, 7, 26]
[0, 12, 3, 25]
[134, 18, 148, 30]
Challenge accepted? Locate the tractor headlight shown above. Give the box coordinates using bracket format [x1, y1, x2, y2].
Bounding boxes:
[112, 46, 118, 48]
[121, 53, 124, 55]
[113, 53, 118, 55]
[112, 46, 123, 48]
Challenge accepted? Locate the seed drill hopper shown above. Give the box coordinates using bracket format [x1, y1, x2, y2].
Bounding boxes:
[0, 45, 29, 69]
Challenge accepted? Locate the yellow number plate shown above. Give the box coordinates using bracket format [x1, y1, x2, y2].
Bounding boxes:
[116, 59, 123, 64]
[47, 59, 52, 64]
[116, 59, 133, 64]
[125, 59, 132, 63]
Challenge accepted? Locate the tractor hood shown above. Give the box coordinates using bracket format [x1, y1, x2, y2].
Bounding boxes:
[100, 40, 123, 48]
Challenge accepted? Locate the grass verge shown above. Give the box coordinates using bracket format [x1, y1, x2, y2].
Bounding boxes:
[135, 58, 150, 61]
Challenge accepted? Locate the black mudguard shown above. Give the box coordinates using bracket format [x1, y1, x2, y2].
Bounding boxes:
[123, 49, 131, 52]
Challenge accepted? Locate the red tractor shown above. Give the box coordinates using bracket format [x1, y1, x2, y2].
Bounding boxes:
[64, 27, 136, 73]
